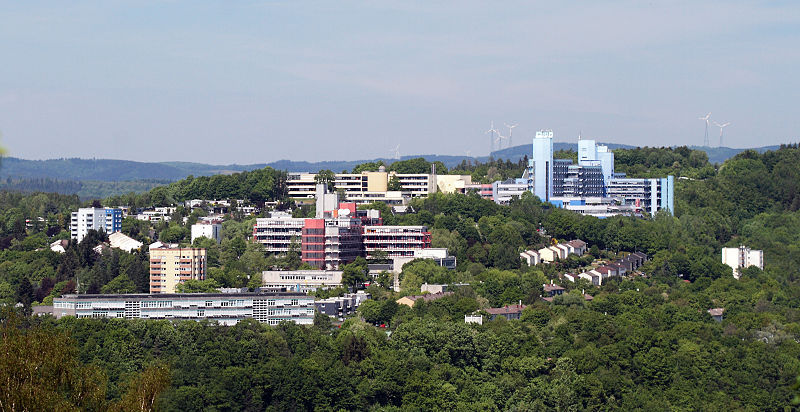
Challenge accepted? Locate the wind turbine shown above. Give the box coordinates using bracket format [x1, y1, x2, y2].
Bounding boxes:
[713, 121, 730, 147]
[699, 112, 712, 147]
[485, 121, 499, 154]
[390, 144, 400, 160]
[495, 132, 506, 151]
[504, 123, 518, 148]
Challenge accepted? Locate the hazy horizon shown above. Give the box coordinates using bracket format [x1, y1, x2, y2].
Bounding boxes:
[2, 1, 799, 164]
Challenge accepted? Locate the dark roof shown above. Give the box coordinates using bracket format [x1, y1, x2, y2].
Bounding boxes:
[583, 294, 594, 301]
[485, 305, 527, 315]
[595, 266, 612, 274]
[631, 252, 647, 259]
[543, 284, 565, 292]
[567, 239, 586, 248]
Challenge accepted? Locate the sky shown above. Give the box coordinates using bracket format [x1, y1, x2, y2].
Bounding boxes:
[0, 1, 799, 164]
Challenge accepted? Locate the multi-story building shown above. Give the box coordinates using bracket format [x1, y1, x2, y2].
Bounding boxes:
[722, 246, 763, 279]
[605, 176, 674, 216]
[191, 222, 222, 244]
[301, 217, 363, 269]
[531, 130, 555, 201]
[363, 225, 432, 258]
[524, 132, 674, 216]
[253, 211, 305, 255]
[52, 291, 315, 326]
[261, 270, 343, 293]
[314, 291, 371, 320]
[70, 207, 123, 243]
[492, 178, 529, 204]
[286, 168, 471, 203]
[149, 245, 207, 294]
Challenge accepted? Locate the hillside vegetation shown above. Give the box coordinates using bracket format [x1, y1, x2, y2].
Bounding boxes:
[0, 145, 799, 409]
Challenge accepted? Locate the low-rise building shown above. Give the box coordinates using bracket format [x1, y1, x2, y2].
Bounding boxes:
[492, 178, 529, 205]
[315, 291, 371, 319]
[109, 232, 143, 252]
[52, 292, 315, 326]
[519, 250, 541, 266]
[542, 283, 566, 301]
[262, 270, 343, 293]
[396, 291, 453, 307]
[708, 307, 725, 322]
[191, 222, 222, 244]
[485, 304, 526, 320]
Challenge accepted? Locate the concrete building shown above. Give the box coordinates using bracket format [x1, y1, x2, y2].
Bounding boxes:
[391, 248, 456, 272]
[52, 291, 315, 326]
[149, 245, 207, 294]
[301, 217, 363, 269]
[363, 225, 432, 258]
[524, 134, 674, 216]
[286, 169, 472, 201]
[70, 207, 123, 243]
[531, 129, 554, 201]
[261, 270, 343, 293]
[315, 291, 370, 320]
[605, 176, 675, 217]
[722, 246, 764, 279]
[191, 222, 222, 244]
[492, 178, 529, 205]
[253, 212, 305, 255]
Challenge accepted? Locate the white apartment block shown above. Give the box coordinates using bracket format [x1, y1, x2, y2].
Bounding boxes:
[253, 211, 305, 254]
[70, 207, 122, 243]
[363, 225, 431, 257]
[191, 223, 222, 244]
[52, 292, 315, 326]
[722, 246, 764, 279]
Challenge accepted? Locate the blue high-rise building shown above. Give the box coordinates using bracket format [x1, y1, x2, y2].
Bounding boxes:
[524, 131, 674, 216]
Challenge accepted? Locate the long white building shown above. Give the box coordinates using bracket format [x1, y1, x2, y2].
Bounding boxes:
[52, 291, 315, 326]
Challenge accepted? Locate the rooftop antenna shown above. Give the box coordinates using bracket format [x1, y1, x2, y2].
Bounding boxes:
[485, 121, 499, 154]
[699, 112, 712, 147]
[504, 123, 518, 148]
[713, 121, 730, 147]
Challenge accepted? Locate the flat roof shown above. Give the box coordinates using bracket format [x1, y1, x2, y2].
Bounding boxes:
[57, 292, 310, 299]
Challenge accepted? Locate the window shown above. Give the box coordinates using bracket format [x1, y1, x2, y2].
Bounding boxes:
[291, 299, 299, 306]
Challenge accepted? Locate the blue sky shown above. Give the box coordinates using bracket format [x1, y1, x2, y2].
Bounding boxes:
[1, 1, 798, 163]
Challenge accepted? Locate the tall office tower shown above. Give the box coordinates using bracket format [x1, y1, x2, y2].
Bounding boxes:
[70, 207, 123, 243]
[532, 130, 554, 201]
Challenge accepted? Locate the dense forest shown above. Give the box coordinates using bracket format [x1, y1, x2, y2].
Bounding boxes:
[1, 145, 800, 409]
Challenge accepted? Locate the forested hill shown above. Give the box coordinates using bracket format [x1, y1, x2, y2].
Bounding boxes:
[1, 145, 800, 409]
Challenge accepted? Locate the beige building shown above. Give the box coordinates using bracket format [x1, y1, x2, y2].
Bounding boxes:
[149, 246, 207, 293]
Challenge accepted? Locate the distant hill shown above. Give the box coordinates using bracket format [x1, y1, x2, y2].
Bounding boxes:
[688, 145, 782, 164]
[0, 143, 787, 198]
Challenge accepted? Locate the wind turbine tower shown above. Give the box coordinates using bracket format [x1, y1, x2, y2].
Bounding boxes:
[504, 123, 518, 148]
[713, 121, 730, 148]
[485, 121, 499, 154]
[390, 144, 400, 160]
[699, 112, 712, 147]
